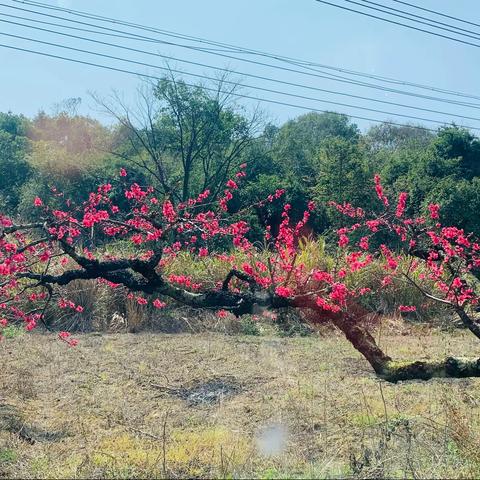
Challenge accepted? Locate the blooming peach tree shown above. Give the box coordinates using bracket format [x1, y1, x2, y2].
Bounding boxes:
[1, 164, 480, 381]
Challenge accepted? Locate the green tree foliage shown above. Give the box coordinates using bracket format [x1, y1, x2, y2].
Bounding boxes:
[16, 110, 115, 219]
[272, 111, 359, 180]
[366, 125, 480, 234]
[366, 123, 433, 153]
[432, 126, 480, 179]
[0, 112, 32, 211]
[424, 177, 480, 235]
[98, 77, 259, 204]
[313, 136, 372, 207]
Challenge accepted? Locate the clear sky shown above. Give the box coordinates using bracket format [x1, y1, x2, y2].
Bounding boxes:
[1, 0, 480, 132]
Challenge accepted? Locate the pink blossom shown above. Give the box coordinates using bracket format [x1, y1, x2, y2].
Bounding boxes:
[374, 174, 389, 207]
[428, 203, 440, 220]
[395, 192, 408, 218]
[226, 179, 238, 189]
[275, 286, 294, 298]
[398, 305, 416, 312]
[153, 299, 166, 309]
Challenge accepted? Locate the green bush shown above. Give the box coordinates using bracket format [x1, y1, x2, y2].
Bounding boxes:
[239, 316, 262, 336]
[0, 325, 25, 339]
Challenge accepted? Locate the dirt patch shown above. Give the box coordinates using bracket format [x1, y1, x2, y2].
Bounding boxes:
[152, 376, 242, 406]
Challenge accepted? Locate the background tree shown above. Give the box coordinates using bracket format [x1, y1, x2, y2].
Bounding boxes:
[313, 136, 373, 211]
[365, 122, 433, 153]
[0, 112, 32, 212]
[96, 74, 261, 204]
[16, 110, 114, 219]
[272, 111, 359, 180]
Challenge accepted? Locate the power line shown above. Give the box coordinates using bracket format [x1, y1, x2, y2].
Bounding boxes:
[4, 5, 478, 114]
[7, 0, 480, 106]
[0, 41, 446, 133]
[0, 11, 164, 44]
[6, 0, 480, 104]
[3, 17, 480, 122]
[4, 30, 475, 129]
[349, 0, 480, 42]
[391, 0, 480, 31]
[314, 0, 480, 49]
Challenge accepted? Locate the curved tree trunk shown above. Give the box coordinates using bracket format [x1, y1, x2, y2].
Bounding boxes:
[331, 315, 392, 374]
[379, 357, 480, 382]
[332, 315, 480, 382]
[332, 314, 480, 382]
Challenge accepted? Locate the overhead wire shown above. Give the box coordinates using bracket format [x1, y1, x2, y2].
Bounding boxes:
[360, 0, 480, 39]
[3, 0, 479, 132]
[345, 0, 480, 42]
[3, 29, 477, 128]
[390, 0, 480, 31]
[2, 16, 480, 121]
[313, 0, 480, 49]
[6, 0, 480, 104]
[0, 41, 447, 133]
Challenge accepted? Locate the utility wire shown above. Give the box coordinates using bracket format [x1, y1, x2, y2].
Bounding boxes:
[3, 17, 480, 121]
[349, 0, 480, 42]
[0, 40, 445, 133]
[4, 30, 475, 128]
[314, 0, 480, 49]
[0, 11, 164, 44]
[6, 0, 480, 104]
[2, 5, 479, 111]
[391, 0, 480, 31]
[366, 0, 480, 39]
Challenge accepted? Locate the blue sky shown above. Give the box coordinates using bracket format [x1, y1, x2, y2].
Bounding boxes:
[1, 0, 479, 131]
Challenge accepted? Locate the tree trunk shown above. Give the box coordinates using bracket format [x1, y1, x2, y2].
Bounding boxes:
[379, 357, 480, 382]
[331, 314, 392, 374]
[325, 311, 480, 382]
[455, 308, 480, 341]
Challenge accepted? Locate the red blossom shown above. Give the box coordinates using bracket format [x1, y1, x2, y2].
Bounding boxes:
[153, 299, 166, 309]
[398, 305, 416, 312]
[162, 200, 177, 222]
[275, 286, 294, 298]
[359, 237, 369, 250]
[374, 174, 389, 207]
[428, 203, 440, 219]
[338, 234, 349, 248]
[395, 192, 408, 218]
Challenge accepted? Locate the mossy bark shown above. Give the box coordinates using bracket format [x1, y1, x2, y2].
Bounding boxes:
[379, 357, 480, 382]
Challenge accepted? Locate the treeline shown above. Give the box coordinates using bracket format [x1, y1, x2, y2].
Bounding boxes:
[2, 76, 480, 242]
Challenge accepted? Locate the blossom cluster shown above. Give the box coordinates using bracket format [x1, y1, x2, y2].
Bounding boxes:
[1, 167, 480, 346]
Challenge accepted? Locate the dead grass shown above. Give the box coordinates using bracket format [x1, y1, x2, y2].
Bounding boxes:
[2, 324, 480, 478]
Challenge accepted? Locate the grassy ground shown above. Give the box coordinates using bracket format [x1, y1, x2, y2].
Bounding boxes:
[2, 325, 480, 479]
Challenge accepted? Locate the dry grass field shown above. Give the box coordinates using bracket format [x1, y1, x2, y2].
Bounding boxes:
[2, 324, 480, 479]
